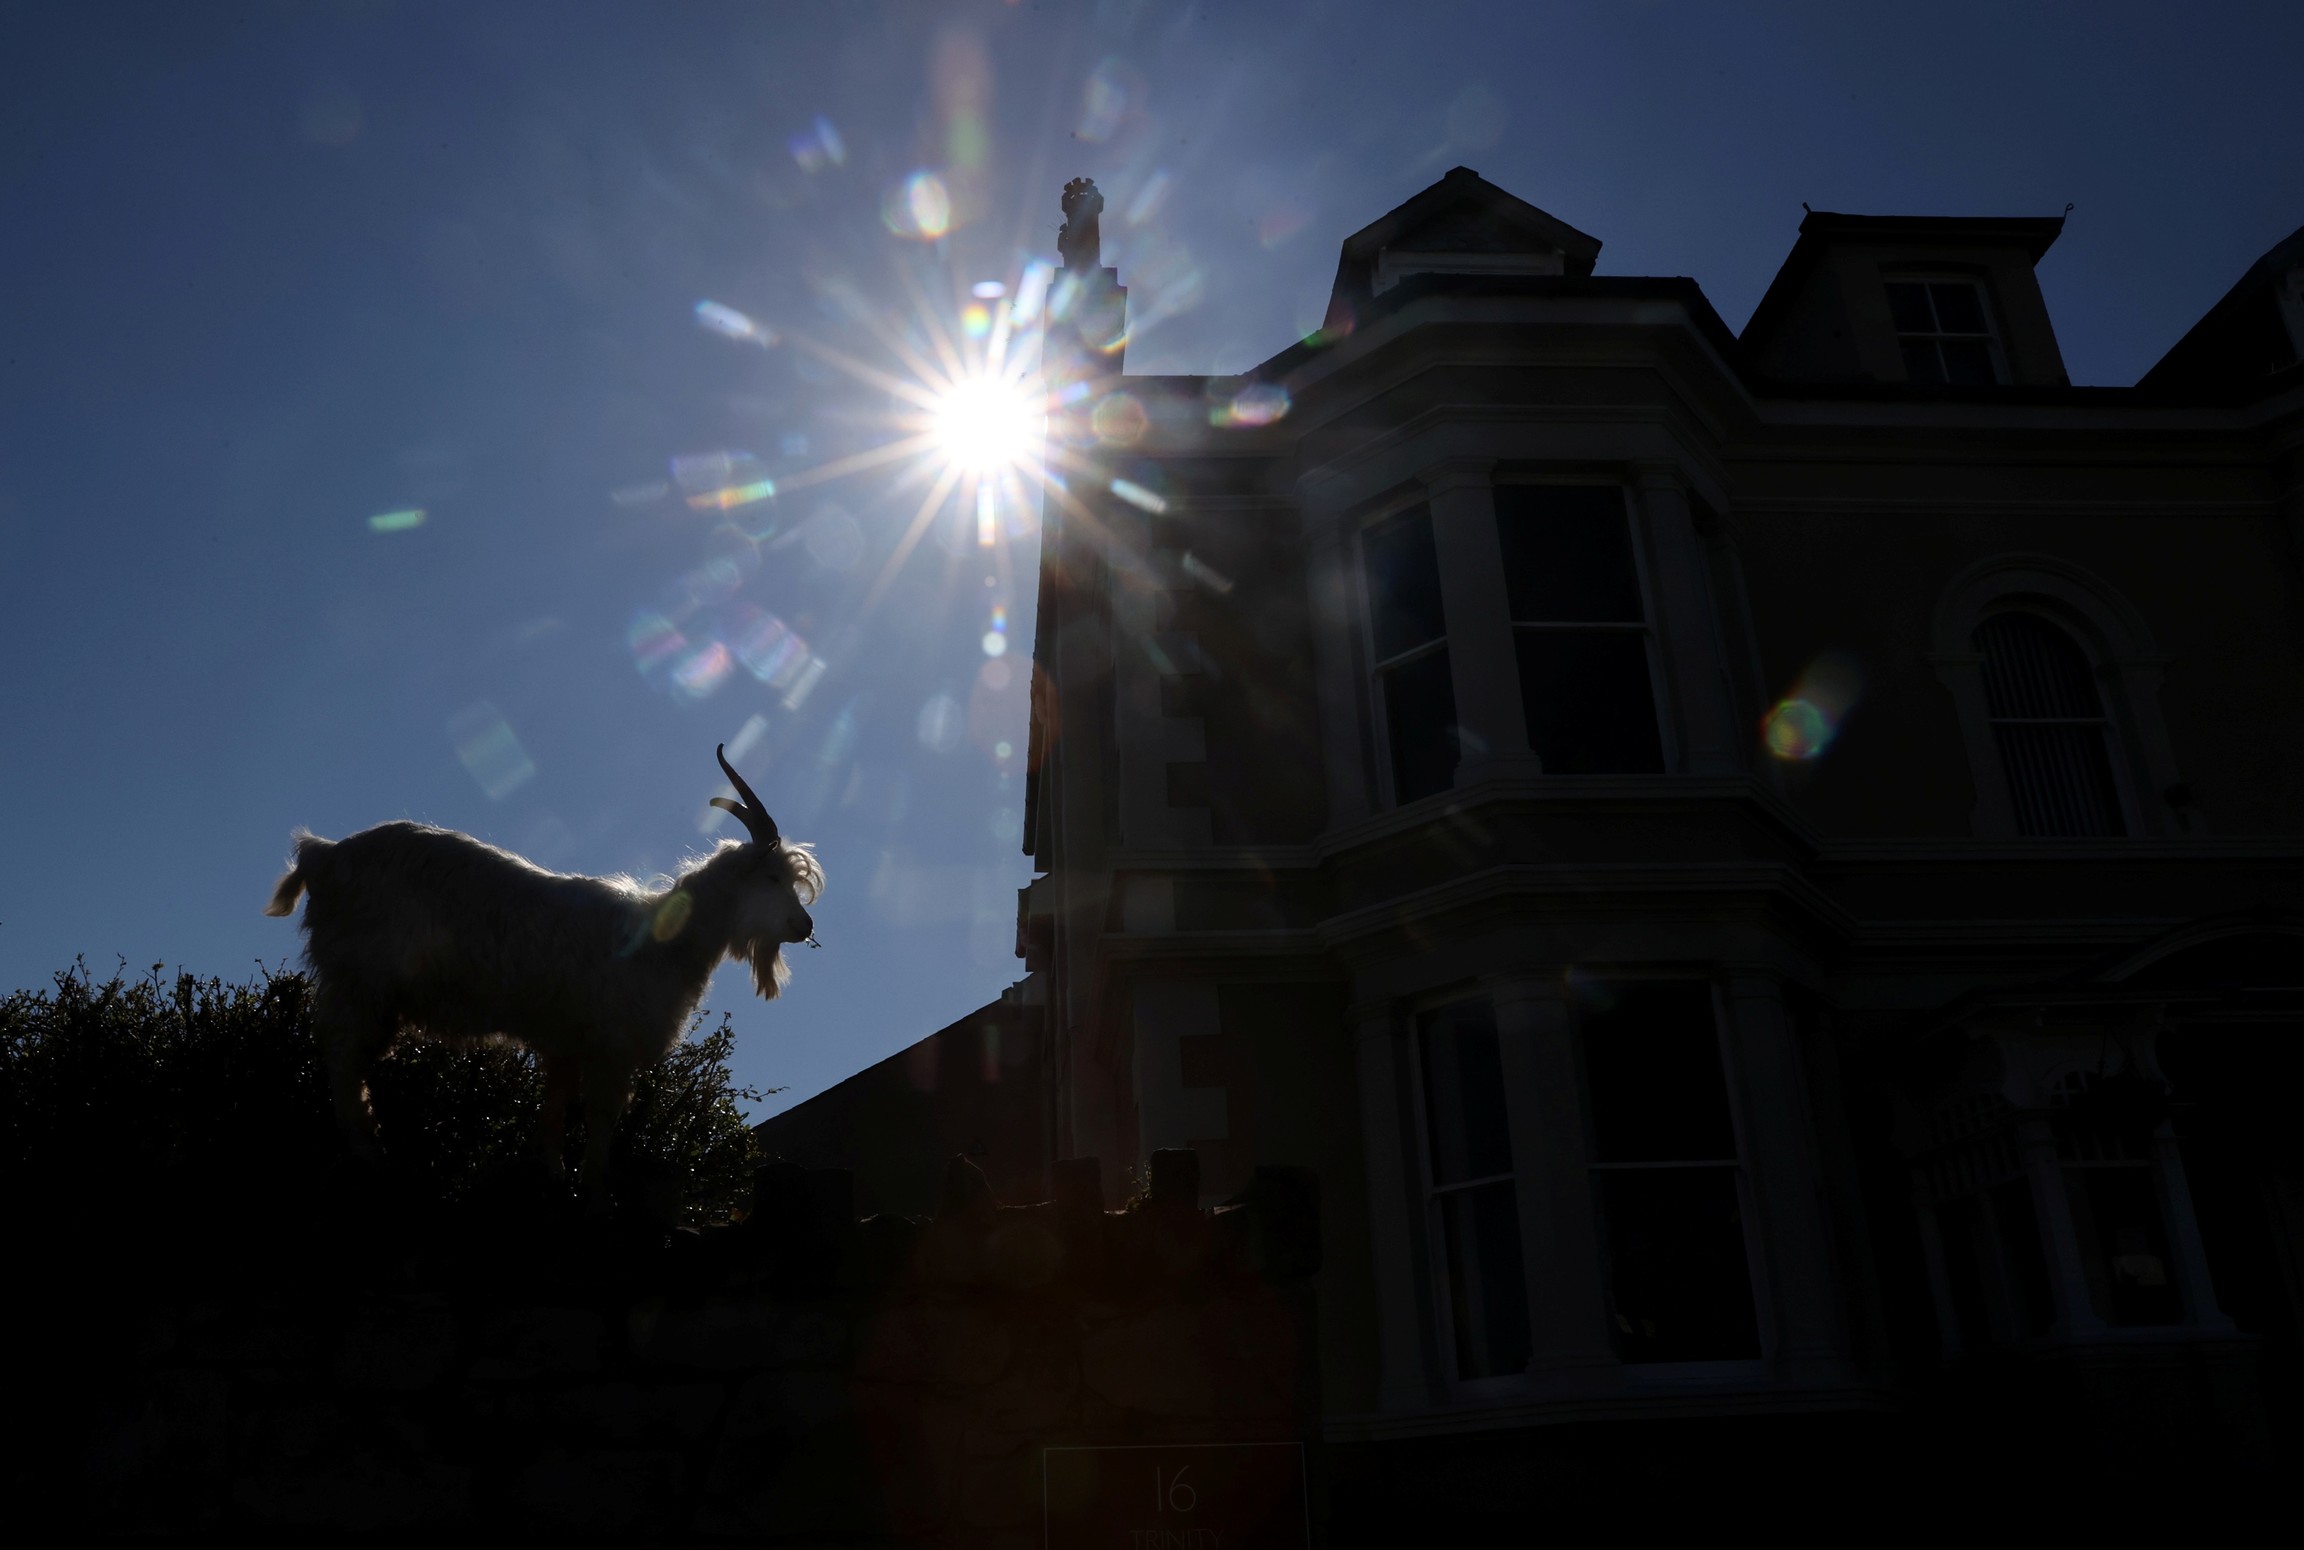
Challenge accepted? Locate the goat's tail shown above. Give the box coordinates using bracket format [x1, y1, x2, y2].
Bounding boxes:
[263, 829, 333, 917]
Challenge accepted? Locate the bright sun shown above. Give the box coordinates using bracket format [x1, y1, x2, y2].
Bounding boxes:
[931, 374, 1042, 475]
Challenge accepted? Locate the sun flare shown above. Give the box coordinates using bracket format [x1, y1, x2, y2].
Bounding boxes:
[931, 374, 1043, 476]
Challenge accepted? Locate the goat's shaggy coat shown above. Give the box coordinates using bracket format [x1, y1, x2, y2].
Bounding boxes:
[265, 819, 820, 1189]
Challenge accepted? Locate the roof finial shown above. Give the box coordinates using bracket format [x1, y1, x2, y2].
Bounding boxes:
[1058, 178, 1104, 270]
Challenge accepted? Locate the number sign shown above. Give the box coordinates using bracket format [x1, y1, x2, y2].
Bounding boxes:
[1043, 1442, 1308, 1549]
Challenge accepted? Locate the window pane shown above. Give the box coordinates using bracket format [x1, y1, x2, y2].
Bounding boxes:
[1419, 1001, 1512, 1185]
[1976, 613, 2103, 718]
[1576, 979, 1736, 1164]
[1975, 612, 2125, 837]
[1514, 630, 1663, 774]
[1439, 1182, 1531, 1379]
[1992, 723, 2124, 837]
[1929, 281, 1988, 334]
[1901, 340, 1945, 384]
[1494, 486, 1643, 624]
[1362, 505, 1446, 661]
[1383, 650, 1458, 802]
[1595, 1168, 1760, 1361]
[1940, 339, 1996, 385]
[1886, 281, 1935, 333]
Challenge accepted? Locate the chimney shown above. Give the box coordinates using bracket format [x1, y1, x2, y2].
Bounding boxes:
[1043, 178, 1128, 447]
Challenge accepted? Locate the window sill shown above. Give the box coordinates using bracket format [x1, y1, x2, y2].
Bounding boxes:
[1323, 1371, 1891, 1443]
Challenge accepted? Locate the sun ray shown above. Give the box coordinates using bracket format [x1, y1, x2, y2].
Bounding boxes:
[767, 432, 944, 497]
[856, 461, 966, 620]
[892, 261, 973, 389]
[783, 331, 951, 414]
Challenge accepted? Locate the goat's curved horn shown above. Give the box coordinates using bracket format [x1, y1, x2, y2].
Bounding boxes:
[713, 744, 780, 846]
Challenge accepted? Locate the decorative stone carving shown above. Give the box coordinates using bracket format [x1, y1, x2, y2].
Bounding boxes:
[1058, 177, 1104, 270]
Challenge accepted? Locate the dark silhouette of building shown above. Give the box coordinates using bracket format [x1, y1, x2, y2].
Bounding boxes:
[767, 168, 2304, 1509]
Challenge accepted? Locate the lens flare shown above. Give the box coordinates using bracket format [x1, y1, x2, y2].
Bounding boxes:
[789, 114, 846, 172]
[1763, 652, 1865, 761]
[671, 640, 734, 701]
[1209, 383, 1290, 428]
[1078, 58, 1137, 141]
[1125, 170, 1173, 224]
[367, 508, 425, 533]
[696, 300, 775, 346]
[671, 451, 760, 495]
[1181, 552, 1234, 594]
[917, 693, 964, 752]
[884, 172, 953, 240]
[1013, 260, 1054, 321]
[685, 478, 776, 511]
[727, 607, 803, 685]
[799, 505, 865, 571]
[1109, 477, 1166, 514]
[1763, 699, 1831, 759]
[448, 701, 536, 800]
[960, 303, 991, 339]
[1091, 391, 1148, 446]
[627, 610, 686, 675]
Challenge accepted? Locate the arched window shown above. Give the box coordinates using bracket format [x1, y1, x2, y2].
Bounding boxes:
[1973, 612, 2125, 837]
[1931, 557, 2190, 839]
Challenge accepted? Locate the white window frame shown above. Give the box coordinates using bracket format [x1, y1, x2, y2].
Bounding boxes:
[1353, 496, 1458, 808]
[1403, 975, 1774, 1395]
[1885, 271, 2010, 386]
[1404, 990, 1531, 1397]
[1490, 477, 1676, 776]
[1573, 974, 1769, 1377]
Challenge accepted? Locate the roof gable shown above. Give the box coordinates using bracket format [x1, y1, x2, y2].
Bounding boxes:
[1323, 167, 1602, 331]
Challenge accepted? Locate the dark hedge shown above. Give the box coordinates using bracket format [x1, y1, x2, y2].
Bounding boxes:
[0, 960, 768, 1233]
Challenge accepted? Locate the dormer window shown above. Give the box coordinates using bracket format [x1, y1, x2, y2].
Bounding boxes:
[1888, 277, 2004, 385]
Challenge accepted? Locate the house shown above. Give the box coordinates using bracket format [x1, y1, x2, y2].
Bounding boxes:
[770, 167, 2304, 1513]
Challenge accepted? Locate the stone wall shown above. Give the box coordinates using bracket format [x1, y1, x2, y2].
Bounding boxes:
[14, 1149, 1320, 1543]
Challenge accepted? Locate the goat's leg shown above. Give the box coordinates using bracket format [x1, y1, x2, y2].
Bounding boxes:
[578, 1063, 635, 1197]
[312, 987, 393, 1164]
[535, 1053, 578, 1177]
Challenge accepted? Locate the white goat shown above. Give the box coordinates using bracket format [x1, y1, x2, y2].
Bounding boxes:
[264, 746, 820, 1192]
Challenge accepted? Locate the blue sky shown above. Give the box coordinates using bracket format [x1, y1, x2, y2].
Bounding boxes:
[4, 0, 2300, 1119]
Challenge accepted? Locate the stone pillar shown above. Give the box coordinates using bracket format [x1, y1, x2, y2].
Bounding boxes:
[1421, 459, 1530, 781]
[1352, 1000, 1434, 1410]
[1634, 465, 1741, 775]
[1910, 1191, 1965, 1358]
[1113, 554, 1212, 849]
[2016, 1115, 2108, 1337]
[1489, 975, 1617, 1386]
[1132, 982, 1225, 1158]
[1722, 972, 1850, 1381]
[1305, 523, 1374, 828]
[2152, 1125, 2238, 1333]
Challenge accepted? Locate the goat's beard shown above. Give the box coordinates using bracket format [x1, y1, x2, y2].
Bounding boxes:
[739, 934, 791, 1000]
